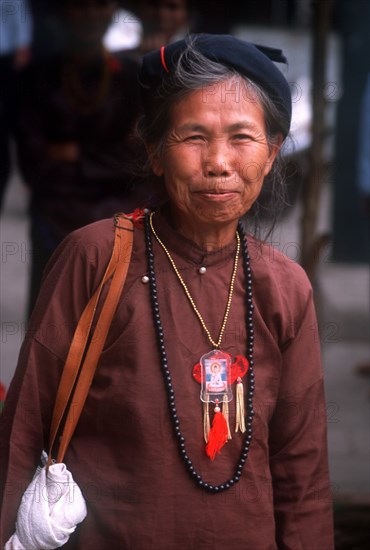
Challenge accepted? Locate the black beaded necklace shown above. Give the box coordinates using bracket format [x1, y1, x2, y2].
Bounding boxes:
[144, 212, 255, 493]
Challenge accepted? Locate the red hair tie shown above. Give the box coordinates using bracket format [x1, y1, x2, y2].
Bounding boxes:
[160, 46, 170, 73]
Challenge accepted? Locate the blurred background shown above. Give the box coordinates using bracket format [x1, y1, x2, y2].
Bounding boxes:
[0, 0, 369, 547]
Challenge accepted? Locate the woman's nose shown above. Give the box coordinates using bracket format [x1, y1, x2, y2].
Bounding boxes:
[202, 142, 232, 178]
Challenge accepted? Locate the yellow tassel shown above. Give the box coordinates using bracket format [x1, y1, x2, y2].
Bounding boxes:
[222, 395, 232, 440]
[203, 398, 210, 442]
[235, 378, 246, 433]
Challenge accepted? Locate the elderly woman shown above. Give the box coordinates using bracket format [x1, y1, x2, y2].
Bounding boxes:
[0, 35, 334, 549]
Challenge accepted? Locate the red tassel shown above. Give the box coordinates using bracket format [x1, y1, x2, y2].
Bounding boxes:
[205, 411, 229, 460]
[130, 208, 146, 228]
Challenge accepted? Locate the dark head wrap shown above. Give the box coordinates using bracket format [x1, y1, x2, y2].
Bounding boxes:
[140, 34, 292, 136]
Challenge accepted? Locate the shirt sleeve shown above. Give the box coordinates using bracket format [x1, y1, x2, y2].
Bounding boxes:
[268, 291, 335, 550]
[0, 223, 113, 546]
[0, 341, 64, 545]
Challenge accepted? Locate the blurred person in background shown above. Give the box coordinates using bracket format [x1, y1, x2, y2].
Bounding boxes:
[15, 0, 150, 314]
[357, 73, 370, 215]
[333, 0, 370, 262]
[355, 72, 370, 381]
[135, 0, 190, 54]
[0, 0, 33, 210]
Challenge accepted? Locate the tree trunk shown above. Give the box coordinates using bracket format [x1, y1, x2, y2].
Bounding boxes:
[300, 0, 333, 280]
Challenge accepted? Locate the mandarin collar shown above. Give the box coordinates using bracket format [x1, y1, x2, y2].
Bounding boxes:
[151, 205, 239, 268]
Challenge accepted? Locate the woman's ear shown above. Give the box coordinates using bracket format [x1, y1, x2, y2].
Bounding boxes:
[146, 143, 164, 176]
[263, 133, 283, 177]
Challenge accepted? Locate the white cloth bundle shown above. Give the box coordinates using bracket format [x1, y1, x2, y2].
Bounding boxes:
[5, 454, 87, 549]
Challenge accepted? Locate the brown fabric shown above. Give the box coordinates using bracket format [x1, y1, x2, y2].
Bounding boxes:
[0, 209, 334, 550]
[50, 215, 134, 465]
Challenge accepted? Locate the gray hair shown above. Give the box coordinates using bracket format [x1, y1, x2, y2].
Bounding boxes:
[137, 42, 292, 238]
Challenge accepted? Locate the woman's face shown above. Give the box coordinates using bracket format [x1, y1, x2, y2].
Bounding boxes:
[151, 79, 281, 235]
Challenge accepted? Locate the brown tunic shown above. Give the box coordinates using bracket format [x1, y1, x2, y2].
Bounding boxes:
[0, 210, 334, 549]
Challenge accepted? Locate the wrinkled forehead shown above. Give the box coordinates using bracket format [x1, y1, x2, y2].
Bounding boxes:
[169, 77, 266, 113]
[198, 76, 265, 104]
[166, 80, 267, 134]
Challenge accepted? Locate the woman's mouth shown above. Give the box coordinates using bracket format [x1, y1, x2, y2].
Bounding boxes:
[195, 191, 239, 201]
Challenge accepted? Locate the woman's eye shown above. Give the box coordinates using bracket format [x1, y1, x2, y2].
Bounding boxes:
[185, 135, 204, 142]
[233, 134, 252, 141]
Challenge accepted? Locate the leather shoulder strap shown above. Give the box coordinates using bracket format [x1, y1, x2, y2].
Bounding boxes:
[48, 215, 134, 466]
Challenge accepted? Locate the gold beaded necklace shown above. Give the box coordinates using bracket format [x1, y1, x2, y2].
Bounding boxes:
[149, 212, 240, 349]
[149, 211, 247, 460]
